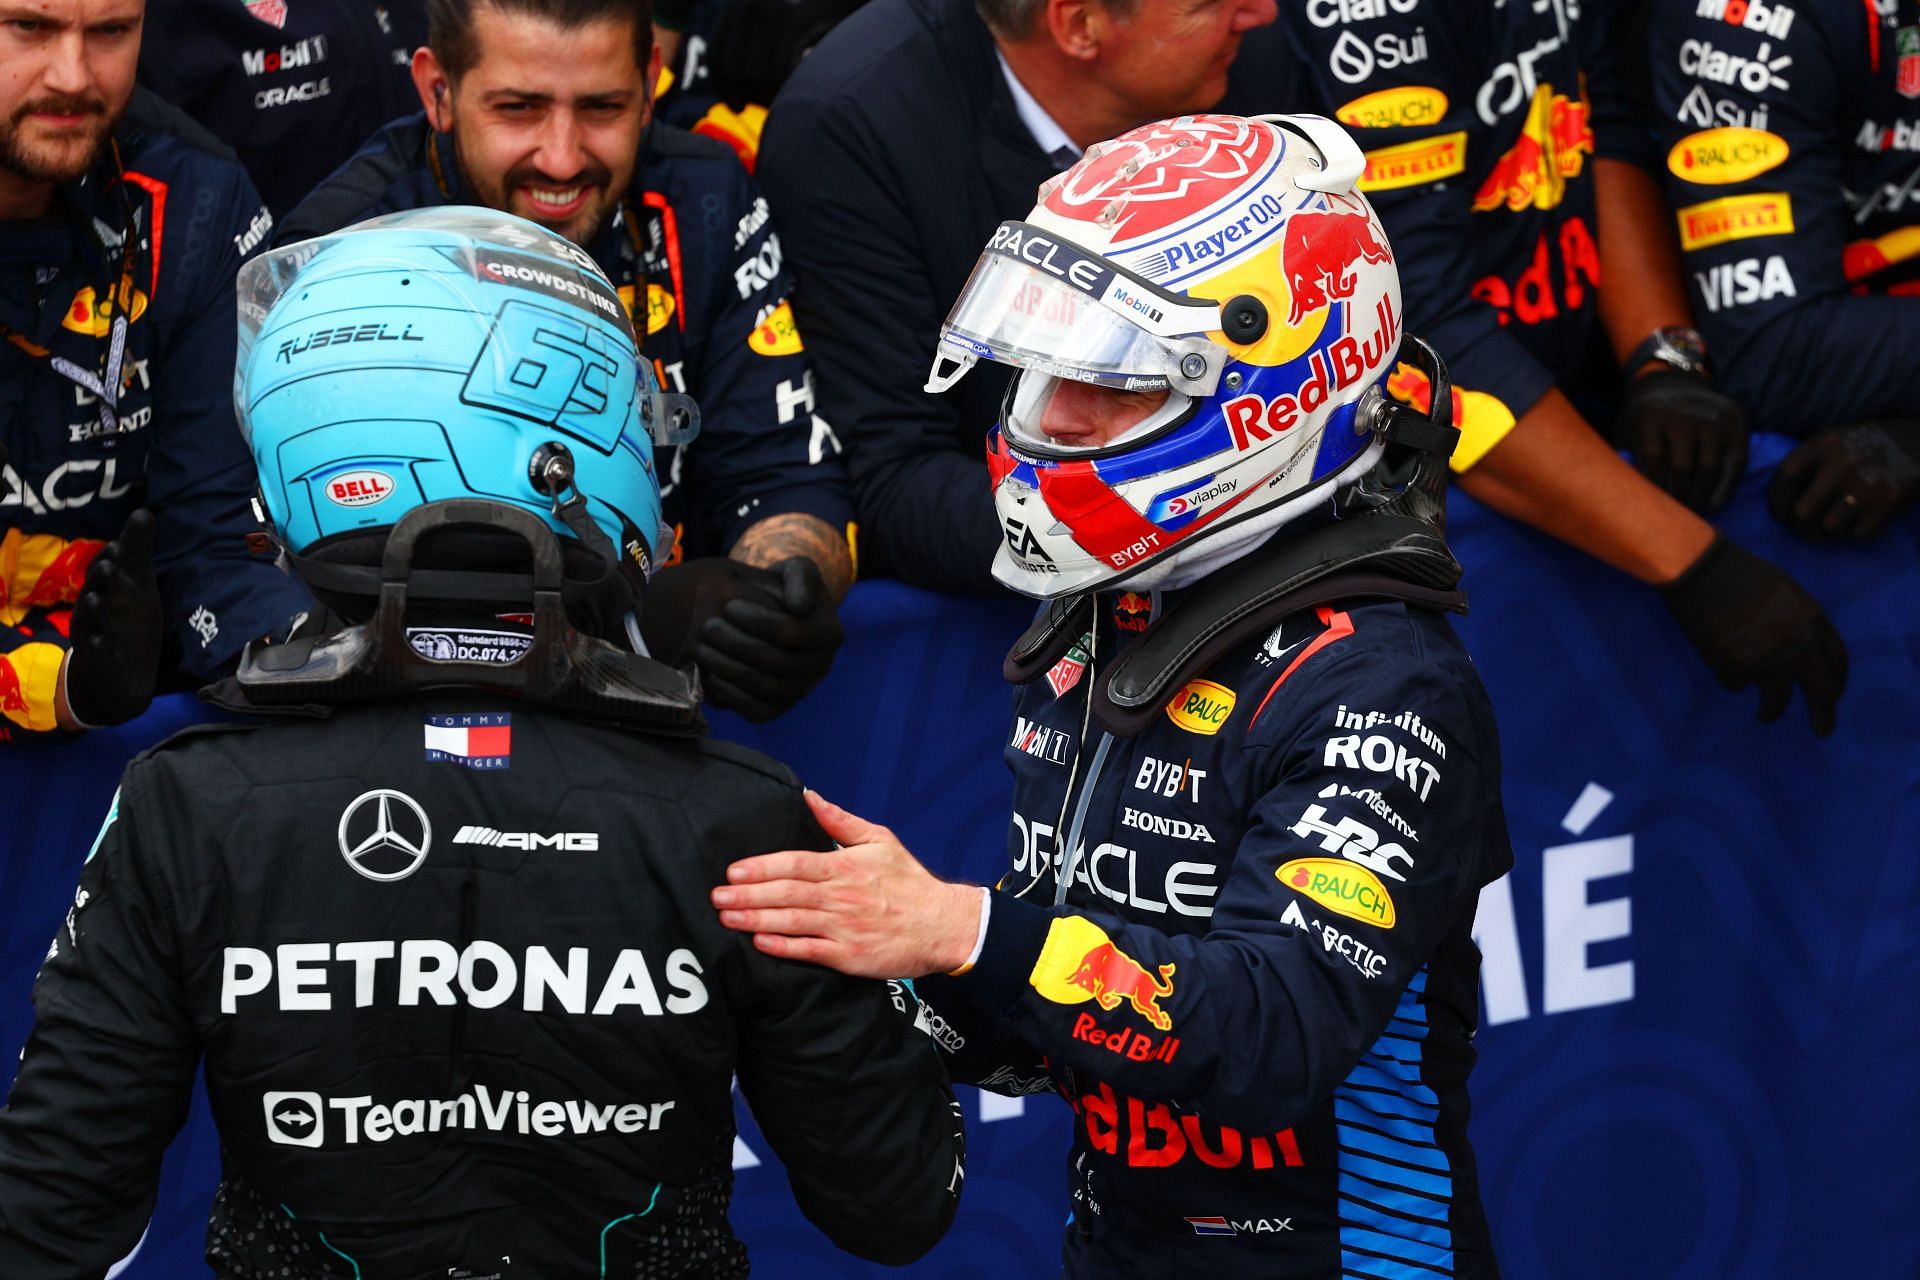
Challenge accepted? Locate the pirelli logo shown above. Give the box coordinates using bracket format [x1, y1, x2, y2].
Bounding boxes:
[1358, 132, 1468, 192]
[1676, 192, 1794, 251]
[453, 826, 599, 850]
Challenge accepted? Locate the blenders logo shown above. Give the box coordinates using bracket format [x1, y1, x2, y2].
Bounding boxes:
[474, 249, 623, 321]
[1282, 198, 1392, 325]
[324, 469, 393, 507]
[276, 321, 422, 362]
[1041, 116, 1279, 240]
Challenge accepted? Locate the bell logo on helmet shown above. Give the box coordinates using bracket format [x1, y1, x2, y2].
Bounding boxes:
[325, 470, 394, 507]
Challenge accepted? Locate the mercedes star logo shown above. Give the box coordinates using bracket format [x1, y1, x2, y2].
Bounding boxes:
[337, 788, 432, 882]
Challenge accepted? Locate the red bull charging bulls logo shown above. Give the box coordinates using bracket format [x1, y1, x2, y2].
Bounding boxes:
[1282, 195, 1392, 326]
[1069, 941, 1176, 1030]
[1031, 916, 1178, 1031]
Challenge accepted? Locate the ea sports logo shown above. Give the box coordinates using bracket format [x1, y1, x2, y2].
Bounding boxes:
[1043, 115, 1280, 242]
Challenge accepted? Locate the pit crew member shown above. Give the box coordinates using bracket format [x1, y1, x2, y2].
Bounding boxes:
[276, 0, 853, 720]
[1651, 0, 1920, 540]
[0, 0, 312, 738]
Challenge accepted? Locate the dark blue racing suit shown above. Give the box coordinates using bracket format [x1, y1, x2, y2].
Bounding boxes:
[924, 588, 1510, 1278]
[137, 0, 426, 217]
[1650, 0, 1920, 432]
[274, 115, 853, 564]
[0, 90, 312, 738]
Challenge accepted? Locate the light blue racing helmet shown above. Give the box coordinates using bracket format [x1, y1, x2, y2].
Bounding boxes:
[235, 207, 697, 598]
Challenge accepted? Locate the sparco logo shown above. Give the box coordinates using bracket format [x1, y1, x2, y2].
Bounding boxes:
[262, 1083, 677, 1147]
[454, 826, 598, 851]
[1119, 808, 1216, 843]
[337, 789, 431, 882]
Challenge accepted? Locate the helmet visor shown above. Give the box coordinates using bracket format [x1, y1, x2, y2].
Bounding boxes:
[931, 222, 1225, 395]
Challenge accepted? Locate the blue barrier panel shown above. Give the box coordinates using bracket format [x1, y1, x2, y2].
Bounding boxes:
[3, 436, 1915, 1276]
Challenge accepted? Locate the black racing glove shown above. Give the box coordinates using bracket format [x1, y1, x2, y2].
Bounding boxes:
[64, 508, 162, 728]
[1661, 534, 1848, 736]
[1768, 419, 1920, 542]
[1614, 369, 1751, 514]
[641, 556, 843, 720]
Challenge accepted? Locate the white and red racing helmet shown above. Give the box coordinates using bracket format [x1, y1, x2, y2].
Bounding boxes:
[928, 113, 1408, 598]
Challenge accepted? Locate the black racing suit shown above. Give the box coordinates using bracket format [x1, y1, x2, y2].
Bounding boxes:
[921, 589, 1509, 1277]
[275, 115, 853, 565]
[0, 690, 963, 1278]
[1650, 0, 1920, 431]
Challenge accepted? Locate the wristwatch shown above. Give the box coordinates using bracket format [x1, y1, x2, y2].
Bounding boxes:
[1627, 326, 1711, 378]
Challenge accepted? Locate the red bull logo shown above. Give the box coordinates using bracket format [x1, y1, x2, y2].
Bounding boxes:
[0, 654, 26, 716]
[1224, 294, 1402, 450]
[1281, 198, 1392, 326]
[1076, 1082, 1305, 1170]
[20, 539, 103, 609]
[1067, 940, 1176, 1030]
[1473, 85, 1593, 213]
[1113, 591, 1153, 633]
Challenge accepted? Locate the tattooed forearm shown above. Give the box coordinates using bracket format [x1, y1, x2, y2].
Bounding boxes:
[731, 512, 855, 600]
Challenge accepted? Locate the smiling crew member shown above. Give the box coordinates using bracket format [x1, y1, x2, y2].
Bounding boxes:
[276, 0, 853, 721]
[714, 115, 1509, 1278]
[0, 209, 963, 1278]
[0, 0, 312, 738]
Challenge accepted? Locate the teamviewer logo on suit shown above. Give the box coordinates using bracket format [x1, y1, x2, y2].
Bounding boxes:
[264, 1091, 324, 1147]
